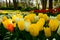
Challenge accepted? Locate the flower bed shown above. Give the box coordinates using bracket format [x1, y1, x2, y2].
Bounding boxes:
[0, 12, 60, 40]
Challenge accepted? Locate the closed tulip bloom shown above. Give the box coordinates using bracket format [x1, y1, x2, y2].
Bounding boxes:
[18, 20, 24, 31]
[2, 19, 14, 32]
[34, 16, 39, 22]
[37, 18, 45, 31]
[29, 24, 39, 36]
[44, 27, 51, 37]
[24, 16, 30, 21]
[24, 14, 36, 22]
[24, 21, 31, 32]
[7, 23, 14, 32]
[43, 14, 49, 21]
[38, 13, 48, 21]
[38, 13, 44, 18]
[49, 19, 59, 31]
[2, 19, 12, 28]
[29, 14, 36, 22]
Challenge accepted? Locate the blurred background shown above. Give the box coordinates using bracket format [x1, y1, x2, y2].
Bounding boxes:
[0, 0, 60, 10]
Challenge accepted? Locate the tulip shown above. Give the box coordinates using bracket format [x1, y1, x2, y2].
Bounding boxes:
[44, 27, 51, 37]
[49, 19, 59, 31]
[29, 14, 36, 22]
[43, 14, 49, 21]
[2, 16, 7, 21]
[37, 18, 45, 31]
[56, 14, 60, 21]
[18, 20, 24, 31]
[29, 24, 39, 36]
[34, 16, 39, 22]
[2, 19, 13, 29]
[24, 21, 31, 32]
[38, 13, 44, 18]
[7, 23, 14, 32]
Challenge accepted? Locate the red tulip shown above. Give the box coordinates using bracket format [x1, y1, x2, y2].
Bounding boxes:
[34, 9, 51, 13]
[56, 8, 60, 12]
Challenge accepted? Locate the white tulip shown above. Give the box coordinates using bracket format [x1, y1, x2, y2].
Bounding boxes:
[49, 16, 56, 19]
[35, 16, 39, 20]
[24, 21, 31, 32]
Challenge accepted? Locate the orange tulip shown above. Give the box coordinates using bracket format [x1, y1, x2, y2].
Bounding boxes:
[7, 24, 14, 32]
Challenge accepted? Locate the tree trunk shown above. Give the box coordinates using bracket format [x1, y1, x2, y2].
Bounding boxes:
[13, 0, 17, 9]
[49, 0, 53, 9]
[17, 0, 19, 7]
[9, 0, 11, 7]
[6, 0, 8, 7]
[41, 0, 47, 9]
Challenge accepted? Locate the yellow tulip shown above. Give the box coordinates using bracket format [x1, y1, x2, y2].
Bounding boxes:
[2, 20, 8, 28]
[43, 14, 48, 21]
[16, 13, 23, 18]
[38, 13, 48, 21]
[56, 14, 60, 21]
[25, 19, 31, 22]
[49, 19, 59, 31]
[24, 14, 36, 22]
[24, 16, 30, 21]
[18, 20, 24, 31]
[12, 15, 17, 21]
[29, 24, 39, 36]
[13, 22, 16, 27]
[38, 13, 44, 18]
[16, 13, 20, 16]
[2, 16, 7, 21]
[24, 16, 31, 22]
[44, 27, 51, 37]
[37, 18, 45, 31]
[2, 19, 12, 28]
[12, 15, 22, 23]
[29, 14, 36, 22]
[19, 15, 23, 18]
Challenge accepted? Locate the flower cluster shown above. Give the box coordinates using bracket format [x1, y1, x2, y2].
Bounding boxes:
[1, 13, 60, 38]
[34, 8, 60, 13]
